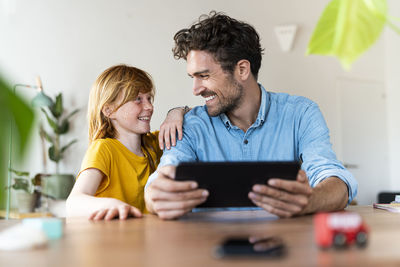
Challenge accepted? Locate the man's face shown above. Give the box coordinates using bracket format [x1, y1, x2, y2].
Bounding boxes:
[186, 50, 243, 116]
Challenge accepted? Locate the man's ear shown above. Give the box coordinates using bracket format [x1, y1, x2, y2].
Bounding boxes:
[102, 104, 114, 118]
[235, 59, 251, 81]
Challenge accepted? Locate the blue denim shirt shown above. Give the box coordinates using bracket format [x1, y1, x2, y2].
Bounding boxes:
[147, 84, 357, 203]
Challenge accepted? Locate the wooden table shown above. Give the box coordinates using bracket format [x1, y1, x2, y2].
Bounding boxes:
[1, 206, 399, 267]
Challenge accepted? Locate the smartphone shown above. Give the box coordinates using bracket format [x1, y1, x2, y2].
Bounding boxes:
[214, 236, 286, 258]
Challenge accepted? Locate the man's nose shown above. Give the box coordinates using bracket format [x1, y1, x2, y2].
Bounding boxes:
[192, 78, 205, 96]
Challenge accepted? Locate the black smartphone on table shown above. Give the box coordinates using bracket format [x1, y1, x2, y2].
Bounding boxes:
[214, 236, 286, 258]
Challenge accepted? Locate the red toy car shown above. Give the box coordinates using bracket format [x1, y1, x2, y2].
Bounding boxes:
[314, 212, 369, 248]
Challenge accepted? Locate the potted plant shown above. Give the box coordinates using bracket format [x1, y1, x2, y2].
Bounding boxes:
[40, 92, 79, 199]
[7, 169, 43, 213]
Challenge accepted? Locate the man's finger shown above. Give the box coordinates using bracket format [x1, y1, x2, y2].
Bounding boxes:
[153, 197, 207, 212]
[251, 199, 292, 218]
[158, 165, 177, 179]
[153, 176, 198, 192]
[151, 188, 208, 201]
[296, 170, 307, 183]
[252, 184, 309, 205]
[249, 192, 302, 213]
[157, 208, 192, 220]
[267, 179, 312, 195]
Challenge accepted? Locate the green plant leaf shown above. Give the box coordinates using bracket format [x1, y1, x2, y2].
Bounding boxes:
[58, 120, 70, 135]
[11, 178, 31, 193]
[0, 76, 35, 160]
[50, 93, 63, 119]
[307, 0, 388, 69]
[40, 125, 54, 144]
[58, 109, 79, 135]
[61, 139, 77, 153]
[49, 145, 61, 163]
[65, 108, 80, 120]
[9, 168, 29, 177]
[41, 107, 60, 133]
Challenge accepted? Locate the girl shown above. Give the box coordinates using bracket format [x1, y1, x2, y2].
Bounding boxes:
[66, 64, 186, 220]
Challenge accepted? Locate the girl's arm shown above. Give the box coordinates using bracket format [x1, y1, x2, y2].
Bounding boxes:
[159, 106, 191, 150]
[66, 168, 142, 220]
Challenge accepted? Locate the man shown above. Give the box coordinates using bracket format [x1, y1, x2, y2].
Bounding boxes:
[145, 11, 357, 220]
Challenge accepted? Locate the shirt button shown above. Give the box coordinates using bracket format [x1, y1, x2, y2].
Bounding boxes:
[244, 139, 248, 144]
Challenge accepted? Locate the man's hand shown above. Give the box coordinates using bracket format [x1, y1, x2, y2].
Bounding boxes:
[248, 170, 313, 218]
[145, 166, 209, 220]
[159, 108, 186, 150]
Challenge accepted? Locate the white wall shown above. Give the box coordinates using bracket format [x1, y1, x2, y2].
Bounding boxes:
[385, 0, 400, 192]
[1, 0, 396, 204]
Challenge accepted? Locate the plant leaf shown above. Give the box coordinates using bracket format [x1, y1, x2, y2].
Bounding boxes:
[58, 108, 79, 135]
[307, 0, 388, 70]
[12, 178, 31, 193]
[61, 139, 77, 153]
[9, 168, 30, 177]
[49, 145, 61, 163]
[40, 125, 54, 144]
[65, 108, 80, 121]
[58, 119, 70, 135]
[50, 93, 63, 118]
[41, 107, 60, 133]
[0, 76, 35, 161]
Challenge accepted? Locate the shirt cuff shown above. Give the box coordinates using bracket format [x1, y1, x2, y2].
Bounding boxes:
[311, 169, 358, 204]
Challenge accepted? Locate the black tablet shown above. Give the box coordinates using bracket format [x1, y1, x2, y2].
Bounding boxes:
[175, 161, 300, 208]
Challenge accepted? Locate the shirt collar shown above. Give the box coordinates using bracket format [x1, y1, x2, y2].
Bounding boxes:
[220, 83, 270, 129]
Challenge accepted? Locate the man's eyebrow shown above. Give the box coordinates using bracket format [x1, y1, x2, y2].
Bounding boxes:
[188, 69, 209, 77]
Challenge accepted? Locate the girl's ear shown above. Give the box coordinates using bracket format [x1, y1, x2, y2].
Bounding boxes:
[102, 104, 113, 118]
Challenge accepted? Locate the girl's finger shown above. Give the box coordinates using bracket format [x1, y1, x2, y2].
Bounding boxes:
[129, 206, 143, 218]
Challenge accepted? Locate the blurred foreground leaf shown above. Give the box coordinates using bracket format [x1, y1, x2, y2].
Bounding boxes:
[307, 0, 389, 70]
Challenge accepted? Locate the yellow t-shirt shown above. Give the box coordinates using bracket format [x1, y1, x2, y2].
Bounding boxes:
[77, 131, 162, 213]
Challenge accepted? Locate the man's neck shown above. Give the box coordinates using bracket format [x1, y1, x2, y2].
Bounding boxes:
[226, 81, 261, 132]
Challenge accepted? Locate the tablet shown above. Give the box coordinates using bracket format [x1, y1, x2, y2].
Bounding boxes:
[175, 161, 300, 208]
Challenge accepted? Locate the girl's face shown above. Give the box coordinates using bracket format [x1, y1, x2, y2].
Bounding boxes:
[108, 92, 154, 136]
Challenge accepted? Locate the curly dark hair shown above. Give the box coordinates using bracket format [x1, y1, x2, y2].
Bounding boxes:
[173, 11, 264, 79]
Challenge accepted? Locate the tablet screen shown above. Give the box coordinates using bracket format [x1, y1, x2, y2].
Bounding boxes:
[175, 161, 300, 208]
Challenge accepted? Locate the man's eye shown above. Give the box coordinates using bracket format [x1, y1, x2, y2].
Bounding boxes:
[200, 75, 209, 79]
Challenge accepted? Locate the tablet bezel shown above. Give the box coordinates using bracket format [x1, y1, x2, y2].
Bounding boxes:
[175, 161, 300, 208]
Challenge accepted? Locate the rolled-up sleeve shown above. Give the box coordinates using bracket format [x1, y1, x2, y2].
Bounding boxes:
[298, 102, 358, 204]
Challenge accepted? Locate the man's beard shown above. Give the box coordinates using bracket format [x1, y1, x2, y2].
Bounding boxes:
[207, 78, 244, 117]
